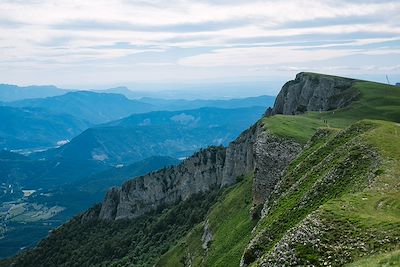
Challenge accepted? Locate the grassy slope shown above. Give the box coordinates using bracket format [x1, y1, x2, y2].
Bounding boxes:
[159, 77, 400, 267]
[243, 78, 400, 266]
[263, 81, 400, 144]
[244, 120, 399, 266]
[346, 249, 400, 267]
[157, 174, 256, 267]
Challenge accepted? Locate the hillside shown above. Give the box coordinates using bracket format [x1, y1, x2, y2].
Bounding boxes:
[137, 95, 276, 111]
[74, 156, 180, 194]
[7, 90, 274, 125]
[8, 91, 154, 124]
[160, 119, 400, 267]
[42, 106, 266, 164]
[0, 155, 179, 259]
[3, 73, 399, 267]
[0, 84, 67, 102]
[242, 120, 400, 266]
[0, 106, 90, 150]
[159, 73, 400, 267]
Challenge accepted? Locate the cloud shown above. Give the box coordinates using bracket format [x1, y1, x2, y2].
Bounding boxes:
[53, 18, 248, 33]
[274, 15, 385, 29]
[178, 46, 354, 67]
[0, 0, 399, 85]
[0, 18, 27, 28]
[275, 65, 398, 72]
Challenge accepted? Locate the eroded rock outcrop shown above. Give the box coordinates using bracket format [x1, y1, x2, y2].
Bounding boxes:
[221, 124, 258, 186]
[270, 72, 357, 115]
[95, 121, 263, 220]
[201, 220, 213, 250]
[95, 121, 302, 221]
[99, 146, 226, 220]
[92, 72, 358, 222]
[253, 130, 302, 207]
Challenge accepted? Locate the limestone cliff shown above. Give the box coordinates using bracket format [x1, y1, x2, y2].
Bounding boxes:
[252, 130, 302, 208]
[221, 124, 258, 187]
[99, 146, 226, 220]
[92, 72, 359, 222]
[96, 121, 262, 220]
[94, 121, 301, 221]
[269, 72, 358, 115]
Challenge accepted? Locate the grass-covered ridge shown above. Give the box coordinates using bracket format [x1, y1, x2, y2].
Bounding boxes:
[346, 249, 400, 267]
[243, 119, 400, 266]
[155, 74, 400, 267]
[241, 75, 400, 266]
[157, 174, 257, 267]
[263, 80, 400, 143]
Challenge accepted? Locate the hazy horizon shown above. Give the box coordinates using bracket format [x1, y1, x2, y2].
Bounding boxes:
[3, 72, 400, 99]
[0, 0, 399, 88]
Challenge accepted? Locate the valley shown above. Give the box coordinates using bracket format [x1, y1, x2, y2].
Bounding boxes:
[0, 87, 270, 259]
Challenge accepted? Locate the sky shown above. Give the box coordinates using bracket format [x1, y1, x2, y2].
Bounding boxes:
[0, 0, 399, 90]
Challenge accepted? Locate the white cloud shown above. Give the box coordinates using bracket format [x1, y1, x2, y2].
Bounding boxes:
[178, 46, 353, 67]
[0, 0, 399, 85]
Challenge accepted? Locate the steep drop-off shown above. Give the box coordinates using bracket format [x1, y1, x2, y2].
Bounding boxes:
[93, 72, 358, 222]
[268, 72, 358, 115]
[92, 119, 302, 221]
[158, 75, 400, 267]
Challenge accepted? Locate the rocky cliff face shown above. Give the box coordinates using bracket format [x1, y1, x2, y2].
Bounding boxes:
[93, 72, 358, 222]
[252, 130, 302, 208]
[95, 121, 301, 221]
[99, 146, 226, 220]
[96, 122, 262, 220]
[221, 124, 258, 186]
[269, 72, 357, 115]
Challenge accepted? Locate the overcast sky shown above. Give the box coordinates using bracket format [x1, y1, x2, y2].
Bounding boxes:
[0, 0, 399, 88]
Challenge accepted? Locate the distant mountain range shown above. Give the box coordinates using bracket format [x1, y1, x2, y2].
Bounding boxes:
[138, 95, 275, 111]
[74, 156, 180, 194]
[0, 106, 90, 150]
[40, 106, 267, 165]
[0, 84, 67, 102]
[0, 84, 274, 259]
[7, 91, 155, 124]
[1, 82, 278, 103]
[3, 87, 274, 125]
[95, 80, 283, 99]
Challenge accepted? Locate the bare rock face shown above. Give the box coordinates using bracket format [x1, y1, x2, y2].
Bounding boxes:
[223, 120, 303, 210]
[201, 220, 213, 250]
[92, 72, 359, 222]
[95, 121, 302, 221]
[96, 121, 265, 220]
[99, 146, 226, 220]
[98, 188, 120, 220]
[221, 124, 258, 186]
[253, 130, 302, 207]
[271, 72, 357, 115]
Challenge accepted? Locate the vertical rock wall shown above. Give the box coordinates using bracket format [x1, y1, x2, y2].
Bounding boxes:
[271, 72, 357, 115]
[94, 72, 359, 222]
